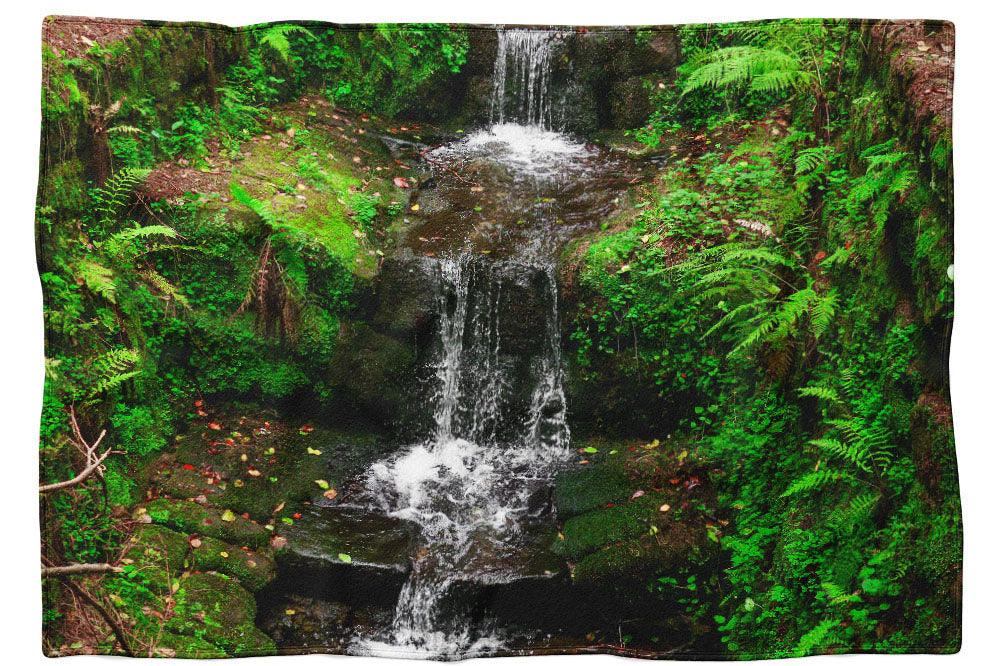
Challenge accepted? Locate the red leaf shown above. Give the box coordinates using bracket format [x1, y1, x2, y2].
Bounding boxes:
[208, 422, 222, 430]
[182, 463, 196, 471]
[393, 177, 410, 189]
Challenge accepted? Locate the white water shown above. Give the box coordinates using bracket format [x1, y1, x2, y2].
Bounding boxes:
[490, 29, 559, 128]
[356, 255, 571, 658]
[353, 29, 581, 659]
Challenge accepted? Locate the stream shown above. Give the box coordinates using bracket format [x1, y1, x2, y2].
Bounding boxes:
[264, 29, 639, 659]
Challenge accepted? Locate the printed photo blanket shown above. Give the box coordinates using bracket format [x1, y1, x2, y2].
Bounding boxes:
[38, 16, 958, 659]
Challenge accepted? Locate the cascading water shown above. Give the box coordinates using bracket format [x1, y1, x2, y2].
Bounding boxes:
[351, 28, 600, 659]
[490, 29, 558, 129]
[358, 255, 571, 657]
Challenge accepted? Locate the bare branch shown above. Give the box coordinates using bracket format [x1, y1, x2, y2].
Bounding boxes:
[42, 563, 123, 578]
[39, 441, 113, 493]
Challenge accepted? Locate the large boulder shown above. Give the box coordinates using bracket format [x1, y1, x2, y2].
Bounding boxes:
[372, 254, 442, 341]
[327, 322, 422, 428]
[272, 506, 419, 607]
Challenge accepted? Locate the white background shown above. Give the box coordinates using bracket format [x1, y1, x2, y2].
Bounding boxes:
[2, 0, 996, 663]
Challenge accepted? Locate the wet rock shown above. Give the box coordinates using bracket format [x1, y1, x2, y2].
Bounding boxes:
[326, 322, 420, 427]
[143, 498, 270, 548]
[153, 631, 228, 658]
[122, 524, 189, 589]
[551, 492, 669, 560]
[572, 530, 699, 584]
[258, 594, 353, 649]
[272, 506, 418, 607]
[628, 28, 680, 75]
[373, 255, 442, 341]
[495, 263, 551, 355]
[553, 463, 631, 519]
[166, 423, 390, 521]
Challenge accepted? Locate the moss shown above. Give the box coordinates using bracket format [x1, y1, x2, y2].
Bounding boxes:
[552, 493, 668, 560]
[153, 631, 228, 658]
[190, 535, 277, 592]
[553, 462, 631, 519]
[166, 572, 276, 656]
[121, 525, 189, 591]
[143, 498, 269, 548]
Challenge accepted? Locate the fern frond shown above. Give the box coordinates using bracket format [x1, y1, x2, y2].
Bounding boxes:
[95, 167, 150, 225]
[256, 24, 314, 62]
[809, 288, 838, 338]
[87, 348, 141, 396]
[794, 146, 833, 175]
[230, 182, 279, 227]
[820, 582, 861, 605]
[793, 618, 841, 656]
[77, 260, 117, 303]
[139, 269, 190, 308]
[683, 46, 801, 97]
[780, 469, 851, 497]
[797, 386, 842, 403]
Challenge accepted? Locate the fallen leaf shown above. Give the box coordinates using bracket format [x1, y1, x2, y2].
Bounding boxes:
[323, 489, 339, 500]
[659, 503, 671, 512]
[315, 479, 330, 490]
[393, 177, 410, 188]
[208, 422, 222, 431]
[338, 553, 352, 563]
[306, 447, 322, 456]
[221, 509, 236, 522]
[189, 537, 202, 548]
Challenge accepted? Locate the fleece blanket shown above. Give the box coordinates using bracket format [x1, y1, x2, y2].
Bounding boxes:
[38, 16, 958, 659]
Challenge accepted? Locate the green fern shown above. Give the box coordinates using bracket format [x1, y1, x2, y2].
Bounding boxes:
[683, 46, 803, 97]
[820, 582, 861, 605]
[796, 385, 842, 404]
[94, 167, 150, 226]
[794, 146, 833, 176]
[255, 24, 314, 63]
[76, 260, 117, 303]
[87, 348, 141, 397]
[780, 469, 850, 497]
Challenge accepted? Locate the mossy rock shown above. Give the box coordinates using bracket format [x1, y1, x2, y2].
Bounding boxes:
[166, 572, 276, 656]
[572, 533, 696, 584]
[164, 420, 391, 521]
[190, 535, 276, 592]
[143, 498, 269, 548]
[552, 493, 669, 560]
[153, 464, 220, 501]
[153, 630, 228, 658]
[553, 462, 631, 519]
[123, 524, 189, 572]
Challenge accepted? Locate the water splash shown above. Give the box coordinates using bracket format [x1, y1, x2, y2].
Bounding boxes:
[355, 255, 571, 658]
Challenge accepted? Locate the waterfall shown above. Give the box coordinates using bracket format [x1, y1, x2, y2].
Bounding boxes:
[490, 29, 558, 129]
[359, 256, 571, 657]
[352, 29, 582, 659]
